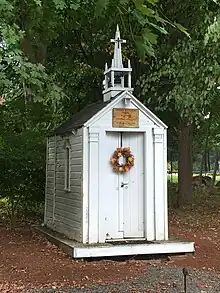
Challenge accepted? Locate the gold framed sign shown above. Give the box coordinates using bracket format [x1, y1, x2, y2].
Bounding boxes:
[112, 108, 139, 128]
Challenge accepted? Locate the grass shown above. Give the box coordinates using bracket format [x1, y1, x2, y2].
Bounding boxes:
[0, 197, 7, 208]
[168, 173, 220, 183]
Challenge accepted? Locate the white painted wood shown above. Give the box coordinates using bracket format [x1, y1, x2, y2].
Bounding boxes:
[46, 186, 53, 193]
[47, 179, 55, 186]
[103, 26, 133, 102]
[118, 169, 124, 233]
[44, 131, 84, 242]
[153, 128, 165, 240]
[98, 129, 124, 242]
[70, 165, 82, 172]
[103, 127, 153, 132]
[144, 129, 155, 241]
[92, 98, 155, 130]
[48, 153, 55, 160]
[55, 202, 81, 217]
[55, 185, 81, 195]
[82, 126, 89, 244]
[44, 138, 49, 225]
[70, 178, 82, 186]
[85, 91, 167, 129]
[51, 219, 82, 241]
[70, 157, 83, 165]
[56, 195, 82, 208]
[45, 211, 53, 220]
[64, 140, 71, 192]
[53, 135, 57, 223]
[70, 171, 81, 179]
[87, 93, 168, 243]
[46, 197, 53, 207]
[73, 241, 195, 258]
[98, 129, 146, 242]
[88, 127, 100, 243]
[44, 79, 171, 250]
[55, 208, 82, 224]
[122, 132, 144, 238]
[47, 171, 54, 178]
[163, 129, 168, 240]
[47, 164, 55, 172]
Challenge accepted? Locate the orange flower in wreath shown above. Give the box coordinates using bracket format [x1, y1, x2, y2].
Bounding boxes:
[110, 147, 134, 173]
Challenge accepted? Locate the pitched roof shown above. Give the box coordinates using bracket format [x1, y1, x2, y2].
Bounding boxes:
[52, 91, 167, 137]
[84, 91, 168, 129]
[53, 100, 110, 135]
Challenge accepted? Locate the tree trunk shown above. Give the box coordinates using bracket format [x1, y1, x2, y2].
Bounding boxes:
[20, 38, 47, 64]
[204, 151, 208, 174]
[200, 118, 211, 176]
[207, 151, 211, 172]
[178, 119, 193, 207]
[213, 151, 219, 185]
[170, 150, 173, 183]
[8, 196, 16, 230]
[200, 153, 205, 177]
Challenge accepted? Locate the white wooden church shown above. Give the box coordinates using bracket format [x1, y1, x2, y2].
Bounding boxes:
[44, 26, 194, 258]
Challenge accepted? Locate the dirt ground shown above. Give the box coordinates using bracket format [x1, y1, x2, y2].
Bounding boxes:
[1, 197, 220, 293]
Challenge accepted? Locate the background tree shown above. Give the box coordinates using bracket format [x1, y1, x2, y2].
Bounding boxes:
[138, 0, 220, 206]
[1, 0, 184, 220]
[1, 0, 217, 220]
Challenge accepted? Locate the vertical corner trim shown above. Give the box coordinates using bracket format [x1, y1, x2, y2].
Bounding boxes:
[89, 132, 99, 142]
[52, 135, 57, 224]
[82, 126, 89, 244]
[153, 128, 164, 143]
[44, 137, 49, 225]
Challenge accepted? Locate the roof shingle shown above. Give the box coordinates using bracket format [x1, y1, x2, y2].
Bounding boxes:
[53, 100, 110, 135]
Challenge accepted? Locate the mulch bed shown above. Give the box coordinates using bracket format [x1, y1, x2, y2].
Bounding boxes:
[0, 225, 146, 293]
[25, 265, 220, 292]
[1, 198, 220, 293]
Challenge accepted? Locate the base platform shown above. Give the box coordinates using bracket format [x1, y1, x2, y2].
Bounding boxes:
[35, 226, 195, 259]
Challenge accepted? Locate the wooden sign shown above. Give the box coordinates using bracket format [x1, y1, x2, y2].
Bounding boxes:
[112, 108, 139, 128]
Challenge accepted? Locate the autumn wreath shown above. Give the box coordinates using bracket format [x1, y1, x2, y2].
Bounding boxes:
[110, 147, 134, 173]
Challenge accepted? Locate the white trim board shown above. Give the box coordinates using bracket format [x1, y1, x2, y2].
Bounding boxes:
[73, 241, 195, 258]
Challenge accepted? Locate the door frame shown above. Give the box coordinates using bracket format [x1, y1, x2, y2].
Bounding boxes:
[85, 125, 166, 244]
[98, 126, 149, 243]
[121, 132, 145, 238]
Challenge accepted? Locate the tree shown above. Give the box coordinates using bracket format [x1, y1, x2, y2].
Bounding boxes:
[0, 0, 184, 219]
[0, 97, 56, 224]
[194, 88, 220, 183]
[1, 0, 189, 106]
[138, 0, 220, 206]
[0, 0, 192, 217]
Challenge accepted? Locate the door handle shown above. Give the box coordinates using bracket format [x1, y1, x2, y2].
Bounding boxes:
[121, 182, 128, 188]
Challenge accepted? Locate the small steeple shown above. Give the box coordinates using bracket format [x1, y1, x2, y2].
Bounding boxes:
[103, 25, 133, 102]
[111, 25, 126, 68]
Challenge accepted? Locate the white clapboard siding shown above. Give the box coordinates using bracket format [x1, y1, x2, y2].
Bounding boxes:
[51, 129, 83, 242]
[56, 195, 82, 208]
[45, 136, 55, 224]
[43, 88, 173, 248]
[47, 164, 55, 172]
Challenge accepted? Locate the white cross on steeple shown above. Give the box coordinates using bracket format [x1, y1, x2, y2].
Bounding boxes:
[111, 25, 126, 68]
[102, 25, 133, 102]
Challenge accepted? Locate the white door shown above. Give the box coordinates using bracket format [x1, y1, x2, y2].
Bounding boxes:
[122, 132, 144, 238]
[99, 131, 144, 240]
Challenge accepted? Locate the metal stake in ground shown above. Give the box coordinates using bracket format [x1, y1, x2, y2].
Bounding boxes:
[182, 267, 189, 293]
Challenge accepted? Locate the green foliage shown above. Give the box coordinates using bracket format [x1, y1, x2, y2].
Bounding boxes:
[1, 0, 218, 214]
[138, 0, 220, 123]
[0, 96, 58, 223]
[95, 0, 189, 59]
[167, 161, 178, 172]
